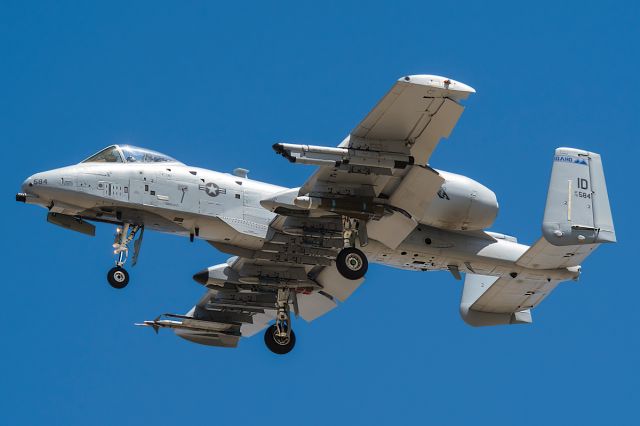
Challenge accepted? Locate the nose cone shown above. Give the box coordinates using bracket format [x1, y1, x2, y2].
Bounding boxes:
[20, 176, 32, 193]
[21, 172, 48, 197]
[18, 168, 71, 206]
[16, 176, 35, 203]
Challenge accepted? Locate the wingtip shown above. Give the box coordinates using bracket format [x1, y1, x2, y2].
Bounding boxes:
[135, 321, 160, 334]
[399, 74, 476, 94]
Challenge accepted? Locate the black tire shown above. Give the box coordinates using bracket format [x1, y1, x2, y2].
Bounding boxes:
[336, 247, 368, 280]
[107, 266, 129, 289]
[264, 324, 296, 355]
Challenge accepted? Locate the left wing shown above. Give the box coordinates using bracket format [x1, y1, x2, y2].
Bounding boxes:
[139, 75, 475, 347]
[298, 74, 474, 197]
[273, 75, 474, 249]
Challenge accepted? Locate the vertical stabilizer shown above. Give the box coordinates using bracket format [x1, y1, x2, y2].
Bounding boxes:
[542, 148, 616, 246]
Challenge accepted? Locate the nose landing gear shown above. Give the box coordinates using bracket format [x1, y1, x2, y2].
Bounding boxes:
[107, 224, 142, 289]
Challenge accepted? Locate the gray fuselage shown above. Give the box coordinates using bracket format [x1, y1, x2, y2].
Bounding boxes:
[19, 156, 577, 284]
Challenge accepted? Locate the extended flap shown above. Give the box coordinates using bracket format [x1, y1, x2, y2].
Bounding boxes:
[297, 291, 337, 322]
[367, 211, 417, 250]
[314, 263, 365, 302]
[388, 165, 444, 219]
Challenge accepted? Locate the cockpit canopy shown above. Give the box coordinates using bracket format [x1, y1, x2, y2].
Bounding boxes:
[81, 145, 182, 164]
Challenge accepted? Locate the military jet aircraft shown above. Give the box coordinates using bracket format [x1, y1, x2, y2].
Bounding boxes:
[16, 75, 616, 354]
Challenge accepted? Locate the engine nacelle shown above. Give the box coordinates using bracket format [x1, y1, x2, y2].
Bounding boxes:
[419, 170, 498, 231]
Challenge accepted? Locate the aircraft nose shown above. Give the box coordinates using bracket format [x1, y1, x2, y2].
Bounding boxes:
[20, 176, 32, 193]
[18, 166, 77, 205]
[18, 171, 53, 199]
[16, 176, 37, 203]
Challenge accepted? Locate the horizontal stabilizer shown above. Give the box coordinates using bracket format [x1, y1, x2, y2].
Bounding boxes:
[469, 275, 562, 315]
[516, 237, 598, 269]
[460, 274, 534, 326]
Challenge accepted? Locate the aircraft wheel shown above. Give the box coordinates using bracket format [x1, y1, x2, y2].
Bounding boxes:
[264, 325, 296, 355]
[107, 266, 129, 289]
[336, 247, 368, 280]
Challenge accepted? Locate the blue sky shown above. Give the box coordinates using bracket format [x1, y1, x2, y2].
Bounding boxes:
[2, 1, 638, 424]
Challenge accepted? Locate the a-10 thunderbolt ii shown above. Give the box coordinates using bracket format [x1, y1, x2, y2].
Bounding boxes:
[16, 75, 616, 354]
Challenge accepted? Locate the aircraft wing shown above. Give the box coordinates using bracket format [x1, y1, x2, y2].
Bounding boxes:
[138, 216, 366, 348]
[299, 75, 474, 194]
[137, 285, 275, 348]
[274, 75, 475, 249]
[139, 75, 475, 347]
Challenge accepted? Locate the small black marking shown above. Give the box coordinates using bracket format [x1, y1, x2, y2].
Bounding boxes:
[437, 188, 450, 200]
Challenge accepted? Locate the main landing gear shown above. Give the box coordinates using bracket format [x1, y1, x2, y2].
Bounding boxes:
[264, 288, 296, 355]
[107, 266, 129, 289]
[107, 224, 142, 289]
[336, 247, 368, 280]
[263, 244, 367, 355]
[334, 217, 369, 281]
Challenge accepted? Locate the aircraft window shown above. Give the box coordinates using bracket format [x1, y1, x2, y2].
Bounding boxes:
[120, 145, 179, 163]
[82, 146, 123, 163]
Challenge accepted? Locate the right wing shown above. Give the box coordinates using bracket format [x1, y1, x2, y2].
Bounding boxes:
[138, 217, 365, 348]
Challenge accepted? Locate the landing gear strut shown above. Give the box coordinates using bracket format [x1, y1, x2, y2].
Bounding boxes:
[264, 288, 296, 355]
[107, 224, 142, 289]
